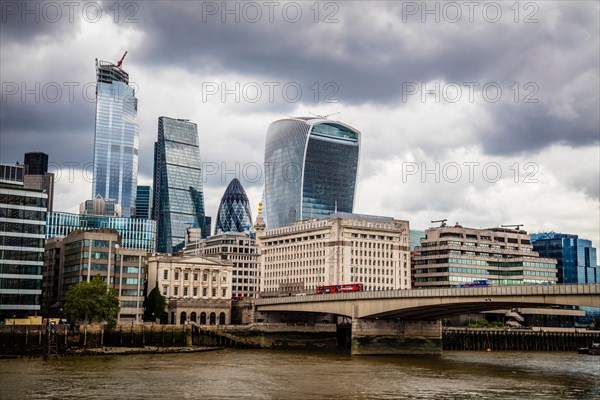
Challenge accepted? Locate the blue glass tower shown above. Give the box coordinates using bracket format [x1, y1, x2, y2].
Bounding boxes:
[264, 117, 360, 229]
[530, 232, 599, 284]
[134, 185, 152, 219]
[92, 58, 139, 217]
[215, 178, 253, 234]
[153, 117, 206, 253]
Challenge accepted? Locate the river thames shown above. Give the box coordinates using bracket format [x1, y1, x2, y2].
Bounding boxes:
[1, 350, 598, 399]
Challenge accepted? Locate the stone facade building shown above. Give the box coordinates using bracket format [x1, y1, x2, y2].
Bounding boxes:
[184, 231, 260, 299]
[147, 254, 233, 325]
[256, 212, 411, 295]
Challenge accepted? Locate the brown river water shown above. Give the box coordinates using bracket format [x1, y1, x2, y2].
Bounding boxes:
[1, 350, 598, 399]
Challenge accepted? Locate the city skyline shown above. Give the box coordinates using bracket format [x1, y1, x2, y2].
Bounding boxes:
[1, 1, 598, 247]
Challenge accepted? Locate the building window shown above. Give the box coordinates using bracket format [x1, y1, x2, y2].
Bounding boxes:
[183, 287, 188, 297]
[174, 271, 179, 280]
[212, 288, 216, 297]
[222, 288, 227, 297]
[174, 286, 179, 296]
[194, 272, 198, 281]
[193, 287, 198, 297]
[203, 273, 208, 281]
[163, 270, 168, 280]
[202, 287, 207, 296]
[184, 272, 189, 281]
[162, 286, 168, 296]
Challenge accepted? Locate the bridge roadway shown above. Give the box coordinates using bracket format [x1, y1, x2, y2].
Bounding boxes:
[255, 284, 600, 320]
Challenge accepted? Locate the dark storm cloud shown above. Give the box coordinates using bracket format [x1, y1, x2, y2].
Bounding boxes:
[125, 1, 599, 154]
[1, 0, 598, 170]
[0, 0, 85, 42]
[0, 93, 96, 164]
[482, 102, 600, 155]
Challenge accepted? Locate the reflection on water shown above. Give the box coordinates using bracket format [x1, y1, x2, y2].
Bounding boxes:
[1, 350, 599, 400]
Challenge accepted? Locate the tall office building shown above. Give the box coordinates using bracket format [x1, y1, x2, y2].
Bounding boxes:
[24, 152, 48, 175]
[530, 233, 599, 284]
[153, 117, 206, 253]
[264, 117, 360, 229]
[0, 178, 47, 319]
[23, 152, 55, 212]
[134, 185, 152, 220]
[215, 178, 252, 235]
[92, 57, 139, 217]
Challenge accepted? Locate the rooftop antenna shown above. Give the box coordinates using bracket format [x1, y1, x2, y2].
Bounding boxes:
[309, 111, 340, 119]
[501, 224, 524, 230]
[431, 219, 447, 227]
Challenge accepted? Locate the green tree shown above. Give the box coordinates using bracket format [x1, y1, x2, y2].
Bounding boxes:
[64, 275, 120, 327]
[143, 287, 167, 322]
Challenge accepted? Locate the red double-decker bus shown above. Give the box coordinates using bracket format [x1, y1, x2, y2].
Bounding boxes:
[316, 283, 364, 294]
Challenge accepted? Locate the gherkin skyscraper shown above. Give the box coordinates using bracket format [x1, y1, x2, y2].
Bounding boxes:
[215, 178, 253, 235]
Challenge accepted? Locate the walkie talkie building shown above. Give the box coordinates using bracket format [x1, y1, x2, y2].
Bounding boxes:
[264, 117, 360, 229]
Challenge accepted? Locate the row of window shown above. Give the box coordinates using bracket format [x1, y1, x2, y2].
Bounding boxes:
[0, 221, 45, 235]
[0, 236, 45, 248]
[163, 270, 227, 283]
[0, 194, 47, 208]
[0, 207, 46, 221]
[163, 286, 227, 298]
[415, 258, 556, 269]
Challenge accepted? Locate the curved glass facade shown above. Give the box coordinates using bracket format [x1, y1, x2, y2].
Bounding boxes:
[264, 118, 360, 229]
[215, 179, 253, 234]
[92, 61, 139, 218]
[153, 117, 206, 253]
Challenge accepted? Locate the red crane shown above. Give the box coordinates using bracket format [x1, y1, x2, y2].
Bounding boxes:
[117, 51, 128, 68]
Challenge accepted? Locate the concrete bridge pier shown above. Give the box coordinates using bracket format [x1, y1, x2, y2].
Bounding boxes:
[351, 318, 442, 355]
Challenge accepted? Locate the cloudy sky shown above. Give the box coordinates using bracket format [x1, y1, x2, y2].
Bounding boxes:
[1, 1, 599, 247]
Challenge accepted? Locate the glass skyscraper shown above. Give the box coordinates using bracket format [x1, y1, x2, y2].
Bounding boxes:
[92, 58, 139, 217]
[215, 178, 253, 234]
[0, 180, 47, 319]
[530, 232, 599, 284]
[264, 117, 360, 229]
[153, 117, 206, 253]
[134, 185, 152, 220]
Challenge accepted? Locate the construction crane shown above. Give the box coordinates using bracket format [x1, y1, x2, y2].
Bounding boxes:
[431, 219, 447, 227]
[501, 224, 524, 230]
[117, 51, 128, 68]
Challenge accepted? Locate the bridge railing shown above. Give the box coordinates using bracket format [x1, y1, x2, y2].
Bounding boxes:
[255, 283, 600, 305]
